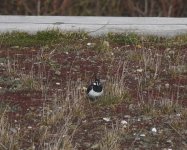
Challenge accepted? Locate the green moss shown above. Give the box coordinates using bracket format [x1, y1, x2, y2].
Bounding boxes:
[0, 30, 89, 47]
[107, 33, 140, 45]
[1, 30, 187, 49]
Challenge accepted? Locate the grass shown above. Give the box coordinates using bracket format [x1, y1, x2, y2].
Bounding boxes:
[0, 30, 187, 149]
[0, 109, 21, 150]
[99, 124, 121, 150]
[1, 30, 187, 48]
[0, 30, 88, 47]
[108, 33, 141, 45]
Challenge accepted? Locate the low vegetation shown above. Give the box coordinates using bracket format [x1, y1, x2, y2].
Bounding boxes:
[0, 30, 187, 149]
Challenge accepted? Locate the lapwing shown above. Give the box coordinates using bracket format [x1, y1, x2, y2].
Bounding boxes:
[87, 77, 103, 100]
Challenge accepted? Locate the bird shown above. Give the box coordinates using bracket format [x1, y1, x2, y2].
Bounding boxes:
[87, 77, 103, 100]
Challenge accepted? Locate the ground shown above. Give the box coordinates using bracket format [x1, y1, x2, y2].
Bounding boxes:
[0, 31, 187, 149]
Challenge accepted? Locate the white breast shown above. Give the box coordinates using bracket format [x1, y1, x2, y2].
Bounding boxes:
[88, 89, 103, 98]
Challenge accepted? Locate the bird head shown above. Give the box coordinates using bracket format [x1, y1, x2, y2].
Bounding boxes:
[94, 78, 101, 86]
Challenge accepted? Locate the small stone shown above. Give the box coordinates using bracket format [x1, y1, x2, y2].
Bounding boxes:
[165, 83, 170, 89]
[103, 117, 110, 122]
[137, 68, 143, 73]
[10, 128, 17, 133]
[82, 120, 87, 123]
[55, 70, 61, 75]
[140, 133, 146, 137]
[166, 139, 173, 144]
[87, 42, 96, 47]
[87, 43, 92, 46]
[151, 127, 157, 133]
[82, 87, 87, 90]
[56, 82, 60, 85]
[62, 134, 67, 138]
[91, 143, 99, 149]
[121, 120, 128, 125]
[28, 126, 32, 129]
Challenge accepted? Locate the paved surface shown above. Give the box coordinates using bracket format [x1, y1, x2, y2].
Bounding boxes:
[0, 16, 187, 36]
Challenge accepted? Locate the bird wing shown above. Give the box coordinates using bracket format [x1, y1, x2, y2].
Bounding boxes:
[87, 84, 93, 94]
